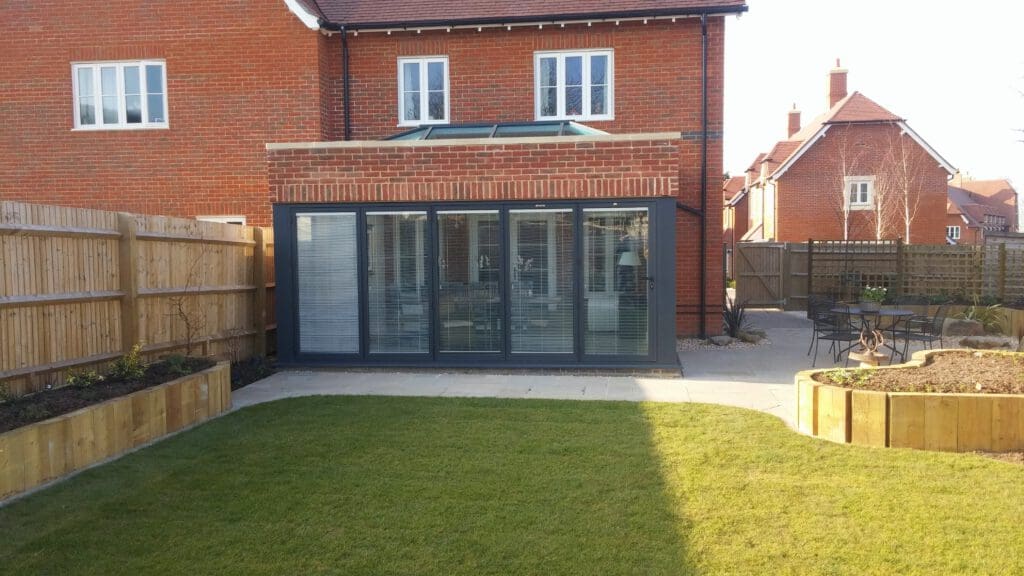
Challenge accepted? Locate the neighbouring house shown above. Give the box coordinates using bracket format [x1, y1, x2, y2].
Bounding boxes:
[741, 62, 955, 245]
[946, 176, 1019, 244]
[722, 175, 747, 279]
[0, 0, 748, 368]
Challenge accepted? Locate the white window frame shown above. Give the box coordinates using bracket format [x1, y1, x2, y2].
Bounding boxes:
[197, 215, 247, 225]
[72, 60, 168, 130]
[844, 176, 874, 211]
[946, 225, 961, 240]
[534, 49, 614, 122]
[397, 56, 450, 127]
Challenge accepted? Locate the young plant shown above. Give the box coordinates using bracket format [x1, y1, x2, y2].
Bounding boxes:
[860, 285, 888, 304]
[0, 383, 16, 404]
[110, 344, 146, 381]
[957, 296, 1005, 335]
[163, 354, 193, 377]
[66, 368, 104, 388]
[824, 368, 873, 388]
[722, 295, 751, 338]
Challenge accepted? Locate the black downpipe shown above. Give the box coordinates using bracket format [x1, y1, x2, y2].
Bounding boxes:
[341, 26, 352, 141]
[697, 14, 709, 338]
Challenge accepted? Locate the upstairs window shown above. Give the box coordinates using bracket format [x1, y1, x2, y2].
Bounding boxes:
[72, 61, 168, 129]
[535, 50, 613, 121]
[946, 225, 961, 240]
[398, 57, 449, 126]
[845, 176, 874, 210]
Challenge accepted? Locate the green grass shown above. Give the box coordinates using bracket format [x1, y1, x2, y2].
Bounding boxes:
[1, 396, 1022, 575]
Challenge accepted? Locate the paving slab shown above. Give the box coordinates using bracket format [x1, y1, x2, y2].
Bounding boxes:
[233, 311, 934, 428]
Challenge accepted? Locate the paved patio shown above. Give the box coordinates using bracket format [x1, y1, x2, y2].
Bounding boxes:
[234, 310, 920, 428]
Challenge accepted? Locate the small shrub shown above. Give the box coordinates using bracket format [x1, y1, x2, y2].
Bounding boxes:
[231, 356, 274, 390]
[722, 296, 751, 338]
[163, 354, 193, 377]
[110, 344, 146, 381]
[958, 296, 1005, 335]
[66, 368, 104, 388]
[0, 383, 16, 404]
[824, 368, 873, 387]
[20, 404, 52, 422]
[726, 278, 737, 289]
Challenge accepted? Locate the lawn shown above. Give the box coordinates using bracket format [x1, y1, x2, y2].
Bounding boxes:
[1, 396, 1022, 575]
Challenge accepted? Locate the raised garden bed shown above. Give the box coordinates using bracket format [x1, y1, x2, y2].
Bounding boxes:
[796, 350, 1024, 453]
[0, 361, 231, 501]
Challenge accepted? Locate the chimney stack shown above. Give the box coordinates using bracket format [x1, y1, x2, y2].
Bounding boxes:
[787, 104, 801, 138]
[828, 58, 848, 109]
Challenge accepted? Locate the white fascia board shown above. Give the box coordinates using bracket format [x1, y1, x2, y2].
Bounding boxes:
[769, 124, 830, 181]
[284, 0, 321, 30]
[898, 121, 956, 176]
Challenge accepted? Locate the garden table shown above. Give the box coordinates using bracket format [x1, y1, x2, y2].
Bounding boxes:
[831, 307, 916, 363]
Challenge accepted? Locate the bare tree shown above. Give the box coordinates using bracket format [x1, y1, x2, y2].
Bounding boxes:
[875, 130, 929, 243]
[167, 234, 212, 356]
[823, 127, 870, 240]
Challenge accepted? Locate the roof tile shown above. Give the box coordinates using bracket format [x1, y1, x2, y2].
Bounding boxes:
[314, 0, 747, 26]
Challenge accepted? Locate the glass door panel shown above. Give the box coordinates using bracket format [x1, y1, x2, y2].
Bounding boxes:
[366, 212, 430, 354]
[437, 211, 502, 353]
[509, 209, 574, 354]
[295, 212, 359, 354]
[583, 208, 650, 356]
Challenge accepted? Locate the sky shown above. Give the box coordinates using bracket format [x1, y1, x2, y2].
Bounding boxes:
[724, 0, 1024, 221]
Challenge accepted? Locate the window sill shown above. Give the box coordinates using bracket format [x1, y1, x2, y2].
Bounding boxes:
[72, 125, 170, 132]
[397, 120, 450, 128]
[848, 204, 873, 211]
[536, 115, 615, 123]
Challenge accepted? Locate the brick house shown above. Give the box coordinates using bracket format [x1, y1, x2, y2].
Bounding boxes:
[741, 63, 955, 245]
[946, 176, 1019, 244]
[722, 175, 747, 279]
[0, 0, 747, 367]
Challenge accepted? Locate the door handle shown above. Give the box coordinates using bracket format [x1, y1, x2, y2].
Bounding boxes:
[645, 276, 655, 290]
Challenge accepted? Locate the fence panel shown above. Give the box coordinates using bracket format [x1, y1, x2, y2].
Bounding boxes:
[0, 201, 272, 396]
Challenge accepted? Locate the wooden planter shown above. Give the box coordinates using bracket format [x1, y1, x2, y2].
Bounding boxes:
[796, 351, 1024, 452]
[0, 361, 231, 501]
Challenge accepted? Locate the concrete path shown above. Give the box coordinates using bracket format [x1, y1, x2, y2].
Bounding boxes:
[234, 310, 919, 428]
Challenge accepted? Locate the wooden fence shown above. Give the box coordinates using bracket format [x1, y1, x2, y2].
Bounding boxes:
[0, 202, 275, 396]
[737, 240, 1024, 310]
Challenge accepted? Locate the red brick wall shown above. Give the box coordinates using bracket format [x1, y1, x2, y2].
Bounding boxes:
[268, 138, 680, 202]
[775, 124, 948, 245]
[946, 215, 981, 245]
[0, 1, 323, 226]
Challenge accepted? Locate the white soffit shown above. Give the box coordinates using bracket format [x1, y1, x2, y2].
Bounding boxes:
[284, 0, 320, 30]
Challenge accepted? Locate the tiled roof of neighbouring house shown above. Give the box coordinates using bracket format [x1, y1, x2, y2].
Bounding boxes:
[723, 175, 745, 203]
[305, 0, 748, 27]
[948, 180, 1019, 231]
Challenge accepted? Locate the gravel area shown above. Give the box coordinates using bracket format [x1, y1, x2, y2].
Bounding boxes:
[677, 337, 772, 352]
[813, 351, 1024, 394]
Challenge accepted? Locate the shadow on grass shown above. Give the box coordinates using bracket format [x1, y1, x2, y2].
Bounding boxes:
[0, 396, 699, 575]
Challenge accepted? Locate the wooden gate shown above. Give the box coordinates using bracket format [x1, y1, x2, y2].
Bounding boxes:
[735, 243, 787, 307]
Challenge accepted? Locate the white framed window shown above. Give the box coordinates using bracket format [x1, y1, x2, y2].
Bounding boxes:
[197, 215, 247, 226]
[398, 57, 449, 126]
[534, 50, 614, 121]
[844, 176, 874, 210]
[72, 61, 168, 130]
[946, 225, 961, 240]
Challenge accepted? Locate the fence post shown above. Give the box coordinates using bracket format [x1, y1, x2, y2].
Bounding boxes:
[253, 226, 267, 357]
[806, 238, 814, 301]
[895, 237, 904, 299]
[998, 242, 1007, 302]
[117, 213, 139, 352]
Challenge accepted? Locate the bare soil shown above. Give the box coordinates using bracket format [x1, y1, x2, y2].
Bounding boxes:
[813, 351, 1024, 394]
[0, 357, 214, 434]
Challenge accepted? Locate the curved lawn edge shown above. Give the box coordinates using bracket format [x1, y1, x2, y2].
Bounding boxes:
[0, 361, 231, 504]
[795, 350, 1024, 452]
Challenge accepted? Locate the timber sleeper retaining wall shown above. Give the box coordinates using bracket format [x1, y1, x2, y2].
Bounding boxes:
[796, 350, 1024, 452]
[0, 361, 231, 502]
